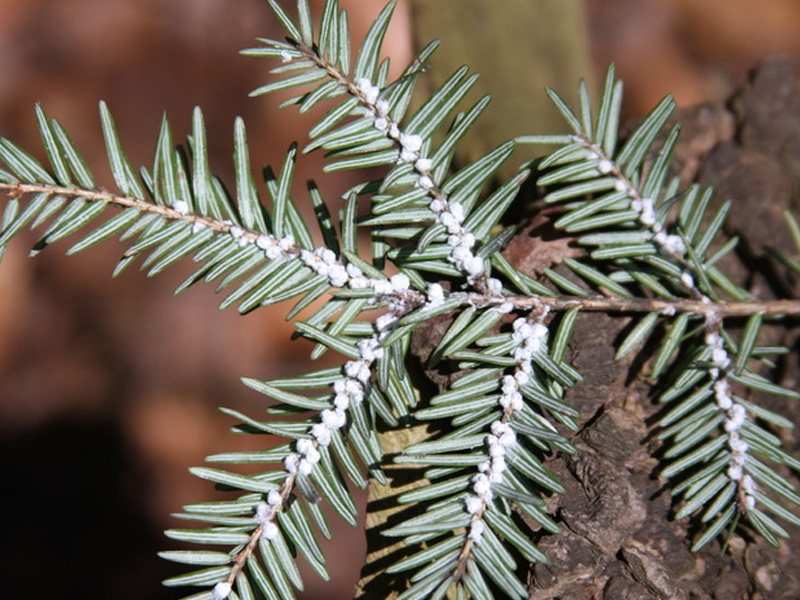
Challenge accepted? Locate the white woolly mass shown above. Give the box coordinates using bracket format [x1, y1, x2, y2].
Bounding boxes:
[346, 263, 363, 279]
[321, 408, 347, 430]
[598, 158, 614, 174]
[255, 501, 272, 523]
[310, 423, 332, 447]
[660, 304, 677, 317]
[607, 167, 697, 266]
[661, 234, 686, 256]
[354, 78, 490, 281]
[376, 313, 398, 333]
[333, 392, 350, 410]
[487, 437, 504, 456]
[400, 133, 423, 153]
[344, 378, 364, 398]
[305, 446, 322, 465]
[449, 202, 465, 223]
[465, 255, 485, 277]
[711, 348, 731, 369]
[426, 283, 445, 306]
[512, 319, 548, 362]
[355, 77, 380, 105]
[418, 175, 434, 190]
[298, 458, 313, 475]
[639, 198, 656, 227]
[296, 438, 314, 456]
[283, 332, 383, 490]
[358, 338, 384, 362]
[265, 244, 282, 260]
[255, 235, 274, 250]
[348, 276, 370, 290]
[296, 245, 359, 289]
[499, 390, 523, 412]
[729, 432, 748, 455]
[172, 199, 190, 215]
[491, 421, 514, 441]
[415, 157, 433, 172]
[376, 99, 390, 117]
[212, 582, 232, 600]
[439, 211, 460, 233]
[468, 519, 485, 542]
[472, 473, 492, 498]
[390, 272, 410, 292]
[451, 245, 472, 264]
[261, 521, 279, 541]
[345, 359, 372, 385]
[371, 279, 393, 296]
[594, 154, 761, 520]
[714, 380, 733, 410]
[462, 318, 550, 543]
[400, 148, 418, 163]
[453, 233, 475, 249]
[704, 322, 757, 510]
[284, 454, 300, 475]
[328, 265, 349, 288]
[372, 116, 389, 134]
[497, 427, 517, 448]
[278, 235, 295, 252]
[465, 495, 483, 515]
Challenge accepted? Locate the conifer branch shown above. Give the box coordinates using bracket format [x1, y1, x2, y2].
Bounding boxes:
[1, 2, 799, 599]
[268, 16, 495, 292]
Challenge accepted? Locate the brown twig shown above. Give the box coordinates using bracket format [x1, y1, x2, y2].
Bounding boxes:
[3, 181, 800, 319]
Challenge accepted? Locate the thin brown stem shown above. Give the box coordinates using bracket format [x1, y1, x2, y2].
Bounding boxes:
[223, 471, 298, 587]
[4, 181, 800, 318]
[1, 181, 231, 232]
[465, 293, 800, 318]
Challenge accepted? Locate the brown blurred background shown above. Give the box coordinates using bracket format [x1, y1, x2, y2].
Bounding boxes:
[0, 1, 798, 599]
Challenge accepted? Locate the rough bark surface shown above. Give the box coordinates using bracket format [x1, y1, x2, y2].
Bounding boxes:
[358, 58, 800, 600]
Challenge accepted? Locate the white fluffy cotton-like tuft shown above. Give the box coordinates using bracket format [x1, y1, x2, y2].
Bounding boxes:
[212, 582, 232, 600]
[465, 495, 483, 515]
[371, 279, 393, 296]
[390, 273, 410, 292]
[415, 157, 432, 172]
[468, 520, 485, 542]
[262, 521, 279, 540]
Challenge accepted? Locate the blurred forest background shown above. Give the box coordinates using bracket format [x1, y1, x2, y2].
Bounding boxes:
[0, 1, 799, 598]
